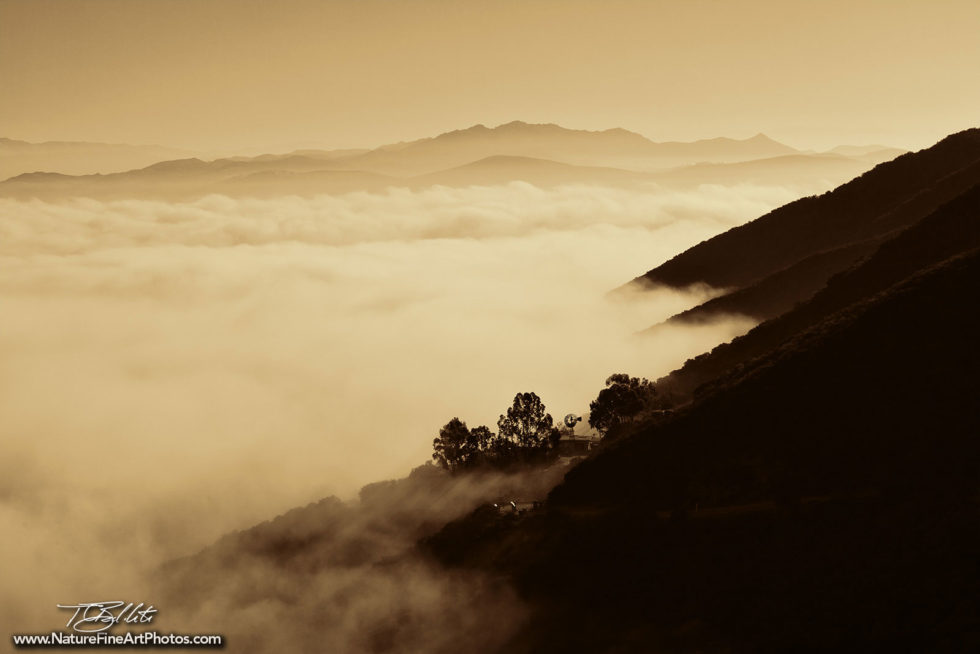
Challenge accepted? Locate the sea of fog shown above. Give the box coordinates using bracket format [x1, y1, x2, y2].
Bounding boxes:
[0, 181, 812, 634]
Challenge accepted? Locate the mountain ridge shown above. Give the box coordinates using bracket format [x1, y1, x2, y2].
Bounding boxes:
[626, 128, 980, 306]
[1, 121, 804, 182]
[651, 177, 980, 399]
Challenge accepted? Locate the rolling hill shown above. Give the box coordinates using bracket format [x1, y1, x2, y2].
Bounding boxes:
[629, 129, 980, 338]
[649, 180, 980, 399]
[629, 129, 980, 292]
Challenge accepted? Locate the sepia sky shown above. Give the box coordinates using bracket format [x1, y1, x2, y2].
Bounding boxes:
[2, 0, 979, 153]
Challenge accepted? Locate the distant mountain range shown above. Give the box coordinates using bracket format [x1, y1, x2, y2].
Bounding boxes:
[0, 122, 905, 199]
[317, 122, 801, 176]
[0, 137, 195, 180]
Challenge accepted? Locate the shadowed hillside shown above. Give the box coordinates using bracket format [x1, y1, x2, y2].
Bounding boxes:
[628, 129, 980, 317]
[642, 237, 882, 328]
[422, 145, 980, 650]
[653, 181, 980, 398]
[427, 247, 980, 653]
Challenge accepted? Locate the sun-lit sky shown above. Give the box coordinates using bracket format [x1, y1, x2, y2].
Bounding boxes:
[2, 0, 979, 153]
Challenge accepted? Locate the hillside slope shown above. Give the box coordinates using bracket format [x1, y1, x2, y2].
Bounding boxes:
[629, 128, 980, 295]
[653, 182, 980, 398]
[642, 237, 882, 328]
[429, 247, 980, 653]
[154, 463, 569, 653]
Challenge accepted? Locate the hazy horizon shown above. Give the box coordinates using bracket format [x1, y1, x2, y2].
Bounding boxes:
[3, 0, 979, 154]
[0, 119, 908, 162]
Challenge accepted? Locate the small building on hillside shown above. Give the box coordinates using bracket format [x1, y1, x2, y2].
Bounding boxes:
[557, 431, 601, 457]
[492, 500, 542, 515]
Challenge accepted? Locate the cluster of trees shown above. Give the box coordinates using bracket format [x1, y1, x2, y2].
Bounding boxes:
[433, 375, 664, 473]
[588, 374, 659, 438]
[432, 392, 561, 473]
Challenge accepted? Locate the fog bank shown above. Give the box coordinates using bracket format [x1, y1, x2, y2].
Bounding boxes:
[0, 181, 798, 637]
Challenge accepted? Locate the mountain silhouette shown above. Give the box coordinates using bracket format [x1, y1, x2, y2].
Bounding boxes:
[653, 179, 980, 398]
[0, 137, 195, 179]
[0, 123, 892, 200]
[321, 121, 801, 176]
[628, 129, 980, 333]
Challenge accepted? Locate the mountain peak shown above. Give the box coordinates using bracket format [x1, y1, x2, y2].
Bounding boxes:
[493, 120, 566, 133]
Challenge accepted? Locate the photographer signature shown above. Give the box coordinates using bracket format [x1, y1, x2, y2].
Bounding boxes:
[56, 602, 158, 633]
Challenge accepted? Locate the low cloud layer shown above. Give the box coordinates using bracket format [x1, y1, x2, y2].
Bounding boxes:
[0, 181, 801, 639]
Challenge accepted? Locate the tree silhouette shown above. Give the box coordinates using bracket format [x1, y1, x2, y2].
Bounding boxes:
[464, 425, 494, 467]
[589, 374, 657, 436]
[432, 418, 471, 472]
[470, 425, 495, 451]
[497, 392, 560, 462]
[433, 393, 563, 472]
